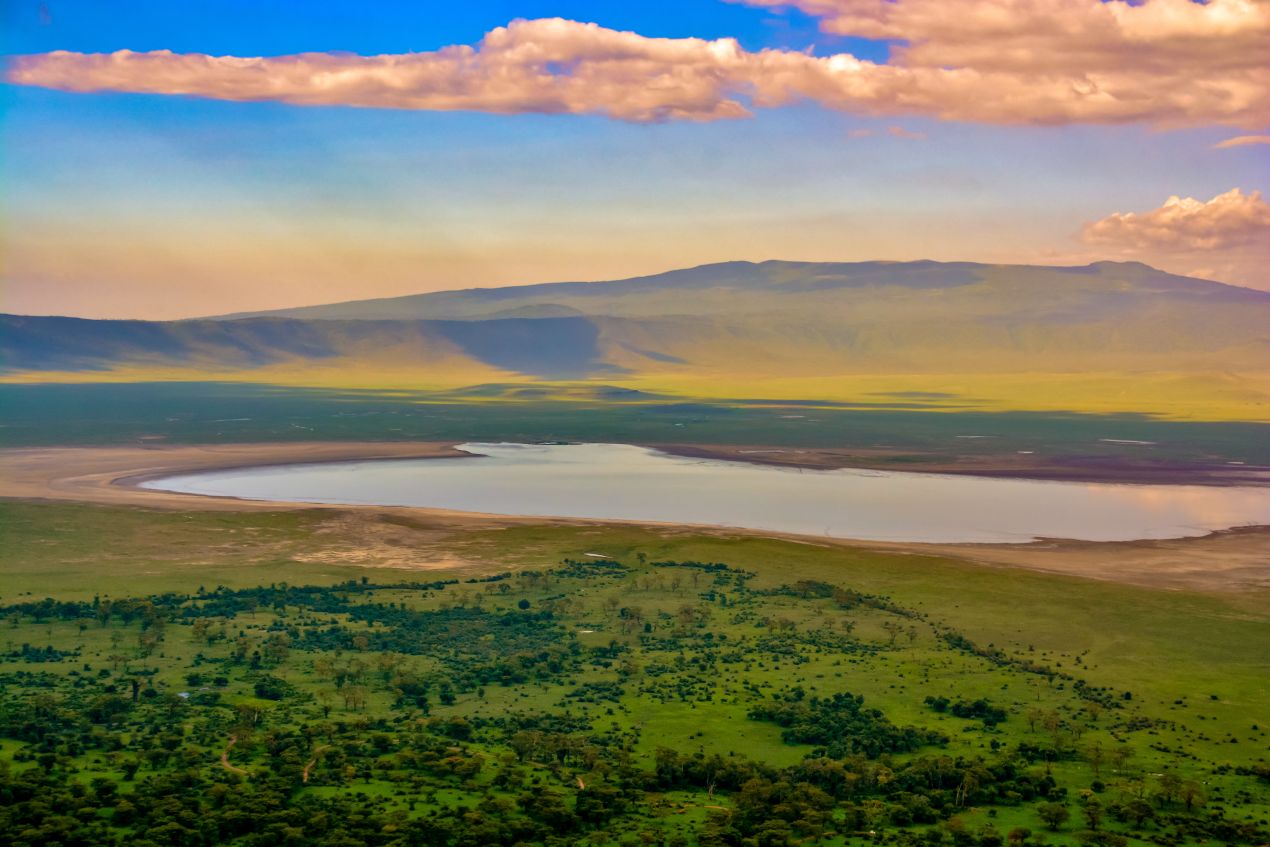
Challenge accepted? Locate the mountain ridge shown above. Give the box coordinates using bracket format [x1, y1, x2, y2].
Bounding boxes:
[206, 259, 1269, 322]
[3, 259, 1268, 420]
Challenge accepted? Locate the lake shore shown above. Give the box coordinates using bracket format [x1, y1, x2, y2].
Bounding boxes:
[650, 443, 1270, 487]
[0, 442, 471, 511]
[1, 440, 1267, 593]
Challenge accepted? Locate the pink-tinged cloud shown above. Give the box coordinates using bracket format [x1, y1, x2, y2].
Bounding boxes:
[887, 126, 927, 140]
[7, 7, 1270, 127]
[1081, 188, 1270, 251]
[6, 21, 758, 123]
[738, 0, 1270, 127]
[738, 0, 1269, 72]
[1214, 134, 1270, 148]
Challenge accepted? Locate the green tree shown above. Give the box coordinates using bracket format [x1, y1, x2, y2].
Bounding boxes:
[1081, 797, 1104, 831]
[1037, 802, 1070, 831]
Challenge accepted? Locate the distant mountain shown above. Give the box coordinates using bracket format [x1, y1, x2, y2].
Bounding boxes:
[212, 259, 1268, 322]
[0, 315, 620, 380]
[4, 260, 1268, 416]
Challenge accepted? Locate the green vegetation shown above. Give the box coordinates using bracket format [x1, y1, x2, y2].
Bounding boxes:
[1, 501, 1268, 846]
[6, 260, 1270, 419]
[2, 384, 1268, 467]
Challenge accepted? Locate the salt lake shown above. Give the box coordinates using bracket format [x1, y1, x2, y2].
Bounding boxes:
[140, 442, 1270, 544]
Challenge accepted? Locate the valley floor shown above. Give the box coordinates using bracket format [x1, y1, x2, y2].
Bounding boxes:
[3, 441, 1268, 593]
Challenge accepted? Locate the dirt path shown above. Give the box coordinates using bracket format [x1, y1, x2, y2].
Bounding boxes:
[303, 745, 330, 784]
[220, 735, 248, 776]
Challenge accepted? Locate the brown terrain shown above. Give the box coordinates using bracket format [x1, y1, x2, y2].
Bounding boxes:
[652, 443, 1270, 487]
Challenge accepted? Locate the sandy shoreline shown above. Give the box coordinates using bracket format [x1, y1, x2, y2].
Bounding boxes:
[0, 442, 471, 511]
[2, 440, 1267, 593]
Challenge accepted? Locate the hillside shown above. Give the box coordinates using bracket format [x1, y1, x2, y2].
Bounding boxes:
[213, 259, 1269, 322]
[4, 260, 1269, 418]
[0, 315, 621, 381]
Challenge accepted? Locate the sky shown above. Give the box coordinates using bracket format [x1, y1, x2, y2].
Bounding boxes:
[2, 0, 1268, 319]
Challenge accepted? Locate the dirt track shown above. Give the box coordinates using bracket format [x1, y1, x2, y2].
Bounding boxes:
[221, 735, 248, 776]
[303, 746, 330, 783]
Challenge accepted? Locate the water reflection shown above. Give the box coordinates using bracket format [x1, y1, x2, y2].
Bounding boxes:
[141, 442, 1270, 544]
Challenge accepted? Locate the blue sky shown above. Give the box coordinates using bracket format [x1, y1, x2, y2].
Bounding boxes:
[2, 2, 891, 59]
[2, 1, 1266, 317]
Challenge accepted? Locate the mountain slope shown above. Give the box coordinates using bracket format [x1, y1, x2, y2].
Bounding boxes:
[212, 260, 1269, 322]
[4, 260, 1269, 419]
[203, 259, 1270, 376]
[0, 315, 624, 380]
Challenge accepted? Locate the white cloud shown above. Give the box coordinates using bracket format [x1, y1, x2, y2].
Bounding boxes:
[740, 0, 1270, 127]
[1081, 188, 1270, 251]
[7, 21, 758, 123]
[8, 3, 1270, 127]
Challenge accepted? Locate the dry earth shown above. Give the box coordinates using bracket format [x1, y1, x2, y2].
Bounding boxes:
[653, 443, 1270, 487]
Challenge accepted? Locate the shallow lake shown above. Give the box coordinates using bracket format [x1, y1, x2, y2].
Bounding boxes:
[141, 442, 1270, 543]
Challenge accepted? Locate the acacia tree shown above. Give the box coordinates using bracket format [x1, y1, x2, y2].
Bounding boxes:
[1085, 741, 1105, 777]
[1111, 745, 1134, 774]
[1157, 772, 1182, 806]
[1081, 797, 1104, 831]
[341, 684, 368, 711]
[1037, 803, 1070, 831]
[1124, 798, 1154, 827]
[1179, 781, 1205, 811]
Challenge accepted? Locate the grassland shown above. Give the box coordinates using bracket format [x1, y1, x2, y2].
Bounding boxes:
[1, 499, 1267, 846]
[2, 383, 1268, 470]
[1, 370, 1267, 846]
[9, 368, 1270, 423]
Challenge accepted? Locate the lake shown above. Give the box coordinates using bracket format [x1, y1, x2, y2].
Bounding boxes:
[140, 442, 1270, 543]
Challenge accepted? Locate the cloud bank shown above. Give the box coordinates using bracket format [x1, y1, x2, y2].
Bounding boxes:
[8, 1, 1270, 126]
[1081, 188, 1270, 251]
